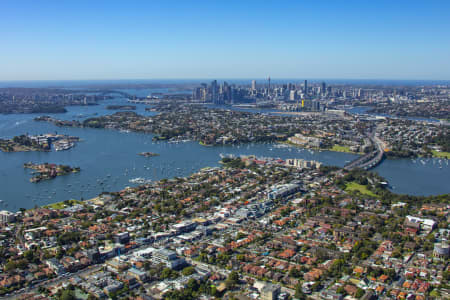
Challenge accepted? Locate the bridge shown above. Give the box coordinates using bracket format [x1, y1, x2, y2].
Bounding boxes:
[97, 90, 133, 98]
[344, 135, 385, 171]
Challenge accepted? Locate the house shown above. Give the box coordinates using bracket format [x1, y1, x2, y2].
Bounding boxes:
[344, 284, 358, 297]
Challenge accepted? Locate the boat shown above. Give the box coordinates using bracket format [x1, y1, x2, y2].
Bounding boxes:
[139, 152, 159, 157]
[129, 177, 152, 184]
[54, 141, 74, 151]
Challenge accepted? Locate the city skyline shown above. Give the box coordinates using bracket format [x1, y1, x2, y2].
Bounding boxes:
[1, 0, 450, 80]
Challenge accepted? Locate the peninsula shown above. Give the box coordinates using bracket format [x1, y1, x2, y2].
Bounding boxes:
[0, 133, 80, 153]
[34, 102, 449, 159]
[0, 87, 113, 114]
[0, 135, 50, 152]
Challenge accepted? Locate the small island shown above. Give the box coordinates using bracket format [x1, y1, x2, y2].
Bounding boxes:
[138, 152, 159, 157]
[24, 162, 80, 183]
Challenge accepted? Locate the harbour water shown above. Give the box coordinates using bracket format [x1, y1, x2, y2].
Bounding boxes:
[0, 96, 449, 211]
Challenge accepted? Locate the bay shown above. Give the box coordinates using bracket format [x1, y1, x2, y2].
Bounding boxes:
[0, 97, 448, 211]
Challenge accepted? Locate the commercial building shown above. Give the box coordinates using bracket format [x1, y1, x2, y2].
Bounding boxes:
[171, 220, 197, 234]
[261, 283, 281, 300]
[433, 242, 449, 259]
[152, 249, 186, 269]
[0, 210, 15, 224]
[114, 232, 130, 244]
[285, 158, 322, 169]
[267, 183, 302, 200]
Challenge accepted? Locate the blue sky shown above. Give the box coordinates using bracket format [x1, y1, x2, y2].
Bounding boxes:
[0, 0, 449, 80]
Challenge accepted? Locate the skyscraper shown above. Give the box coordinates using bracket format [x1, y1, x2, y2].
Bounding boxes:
[211, 80, 218, 103]
[251, 80, 256, 91]
[321, 82, 326, 96]
[289, 90, 297, 101]
[192, 87, 202, 101]
[304, 80, 308, 95]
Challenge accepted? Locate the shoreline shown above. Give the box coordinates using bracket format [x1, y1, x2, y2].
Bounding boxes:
[280, 140, 363, 155]
[25, 158, 448, 213]
[199, 141, 214, 147]
[272, 111, 323, 116]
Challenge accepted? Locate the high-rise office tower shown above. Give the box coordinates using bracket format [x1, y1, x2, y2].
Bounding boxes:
[211, 80, 218, 103]
[192, 87, 202, 100]
[289, 90, 297, 101]
[321, 82, 326, 95]
[251, 80, 256, 91]
[304, 80, 308, 95]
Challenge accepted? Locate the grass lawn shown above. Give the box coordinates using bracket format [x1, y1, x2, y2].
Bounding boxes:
[44, 199, 83, 209]
[432, 150, 450, 159]
[199, 141, 213, 146]
[345, 182, 378, 197]
[331, 144, 352, 153]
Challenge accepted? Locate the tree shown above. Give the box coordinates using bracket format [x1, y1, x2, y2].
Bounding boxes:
[330, 259, 345, 277]
[295, 283, 306, 299]
[429, 289, 441, 299]
[443, 270, 450, 281]
[182, 266, 195, 276]
[289, 268, 302, 278]
[236, 254, 245, 261]
[87, 294, 97, 300]
[161, 267, 178, 280]
[38, 286, 48, 295]
[225, 271, 239, 288]
[23, 250, 34, 261]
[355, 288, 365, 298]
[59, 289, 76, 300]
[4, 260, 16, 272]
[391, 249, 402, 258]
[336, 286, 346, 295]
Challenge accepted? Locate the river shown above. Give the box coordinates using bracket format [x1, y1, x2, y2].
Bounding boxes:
[0, 96, 448, 211]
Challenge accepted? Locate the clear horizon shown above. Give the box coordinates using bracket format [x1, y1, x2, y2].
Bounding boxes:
[1, 0, 450, 81]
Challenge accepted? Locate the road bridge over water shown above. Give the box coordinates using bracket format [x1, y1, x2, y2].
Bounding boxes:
[344, 135, 385, 171]
[97, 90, 132, 98]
